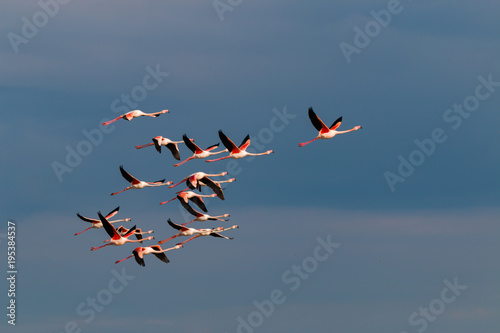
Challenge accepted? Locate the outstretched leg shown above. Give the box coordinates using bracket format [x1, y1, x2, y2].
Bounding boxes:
[298, 137, 319, 147]
[174, 156, 194, 167]
[135, 142, 154, 149]
[102, 116, 124, 126]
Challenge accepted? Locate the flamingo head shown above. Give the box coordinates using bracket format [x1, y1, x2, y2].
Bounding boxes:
[355, 125, 362, 130]
[161, 109, 169, 113]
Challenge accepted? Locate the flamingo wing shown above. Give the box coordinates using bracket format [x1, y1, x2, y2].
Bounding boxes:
[330, 116, 342, 130]
[119, 165, 138, 183]
[122, 225, 137, 238]
[133, 250, 145, 266]
[165, 143, 180, 160]
[238, 135, 251, 150]
[218, 130, 239, 153]
[308, 107, 329, 133]
[200, 177, 225, 200]
[116, 226, 127, 234]
[167, 219, 184, 231]
[105, 206, 120, 219]
[190, 196, 208, 212]
[183, 134, 202, 154]
[205, 143, 220, 151]
[179, 199, 201, 217]
[209, 232, 233, 240]
[134, 228, 143, 242]
[76, 213, 97, 223]
[152, 252, 170, 263]
[152, 137, 162, 153]
[98, 211, 120, 239]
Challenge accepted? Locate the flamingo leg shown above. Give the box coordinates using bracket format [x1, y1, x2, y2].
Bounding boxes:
[158, 234, 178, 245]
[160, 197, 177, 205]
[74, 226, 93, 236]
[135, 142, 154, 149]
[176, 235, 199, 246]
[91, 244, 110, 251]
[169, 179, 187, 189]
[173, 156, 194, 167]
[115, 254, 134, 264]
[111, 187, 132, 196]
[298, 137, 319, 147]
[102, 116, 123, 126]
[181, 219, 196, 226]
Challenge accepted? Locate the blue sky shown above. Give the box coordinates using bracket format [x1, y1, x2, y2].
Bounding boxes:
[1, 1, 499, 332]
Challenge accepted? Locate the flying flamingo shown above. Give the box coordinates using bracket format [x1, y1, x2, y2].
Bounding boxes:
[205, 130, 273, 163]
[90, 212, 154, 251]
[179, 202, 230, 226]
[102, 226, 154, 244]
[115, 244, 182, 266]
[298, 107, 362, 147]
[173, 134, 227, 167]
[102, 109, 169, 126]
[75, 206, 131, 236]
[176, 177, 236, 192]
[169, 171, 227, 199]
[135, 136, 186, 160]
[174, 225, 239, 246]
[160, 191, 217, 212]
[111, 165, 172, 196]
[158, 219, 238, 245]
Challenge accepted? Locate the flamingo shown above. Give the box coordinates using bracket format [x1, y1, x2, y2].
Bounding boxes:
[75, 206, 131, 236]
[173, 134, 227, 167]
[115, 244, 182, 266]
[160, 191, 217, 212]
[102, 226, 154, 244]
[174, 225, 239, 246]
[111, 165, 172, 196]
[298, 107, 362, 147]
[102, 109, 169, 126]
[205, 130, 273, 162]
[169, 171, 227, 200]
[90, 212, 154, 251]
[179, 202, 230, 226]
[135, 136, 185, 160]
[175, 178, 236, 193]
[158, 219, 238, 245]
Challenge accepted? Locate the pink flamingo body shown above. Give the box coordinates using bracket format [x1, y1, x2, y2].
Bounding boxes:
[90, 212, 154, 251]
[298, 107, 362, 147]
[75, 206, 131, 236]
[160, 191, 217, 212]
[175, 225, 239, 246]
[135, 136, 185, 160]
[111, 165, 172, 196]
[158, 219, 238, 245]
[169, 171, 227, 199]
[173, 134, 227, 167]
[115, 244, 182, 266]
[206, 130, 273, 162]
[102, 109, 169, 126]
[180, 202, 230, 226]
[103, 226, 154, 244]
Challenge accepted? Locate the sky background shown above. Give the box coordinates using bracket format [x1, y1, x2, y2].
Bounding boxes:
[1, 1, 499, 332]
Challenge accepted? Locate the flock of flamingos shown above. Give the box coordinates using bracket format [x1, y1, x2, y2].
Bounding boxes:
[75, 108, 362, 266]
